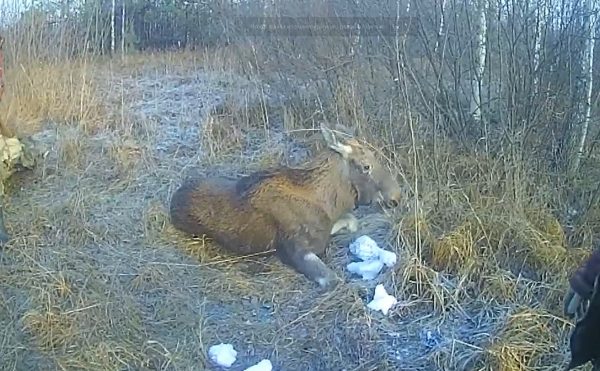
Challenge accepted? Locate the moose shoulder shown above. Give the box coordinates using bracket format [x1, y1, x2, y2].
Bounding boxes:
[169, 124, 401, 290]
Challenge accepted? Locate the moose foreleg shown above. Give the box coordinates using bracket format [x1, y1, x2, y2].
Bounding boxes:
[330, 213, 359, 235]
[0, 195, 11, 244]
[276, 236, 341, 291]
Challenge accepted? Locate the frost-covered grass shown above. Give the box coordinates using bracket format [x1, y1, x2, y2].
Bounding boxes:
[0, 48, 591, 370]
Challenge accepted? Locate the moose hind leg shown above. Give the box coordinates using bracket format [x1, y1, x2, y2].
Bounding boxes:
[567, 274, 600, 371]
[0, 199, 11, 245]
[277, 237, 341, 290]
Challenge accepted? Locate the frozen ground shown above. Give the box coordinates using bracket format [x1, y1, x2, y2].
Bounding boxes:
[0, 61, 573, 370]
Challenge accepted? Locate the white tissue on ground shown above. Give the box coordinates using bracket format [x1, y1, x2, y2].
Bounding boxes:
[349, 235, 397, 267]
[347, 235, 398, 280]
[347, 260, 385, 280]
[378, 249, 397, 267]
[208, 343, 237, 368]
[349, 235, 382, 261]
[243, 359, 273, 371]
[367, 284, 398, 315]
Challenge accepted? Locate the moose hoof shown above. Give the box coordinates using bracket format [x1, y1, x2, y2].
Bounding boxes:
[0, 232, 11, 246]
[344, 217, 359, 233]
[317, 274, 343, 292]
[330, 214, 359, 235]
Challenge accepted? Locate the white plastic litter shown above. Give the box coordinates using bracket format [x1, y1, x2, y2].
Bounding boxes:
[367, 284, 398, 315]
[243, 359, 273, 371]
[347, 235, 398, 280]
[208, 343, 237, 368]
[346, 260, 385, 280]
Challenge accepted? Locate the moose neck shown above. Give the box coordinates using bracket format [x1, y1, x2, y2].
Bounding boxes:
[304, 150, 356, 221]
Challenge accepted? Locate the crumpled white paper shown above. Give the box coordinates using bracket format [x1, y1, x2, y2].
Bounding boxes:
[367, 284, 398, 315]
[347, 235, 398, 280]
[244, 359, 273, 371]
[208, 343, 237, 368]
[347, 260, 385, 280]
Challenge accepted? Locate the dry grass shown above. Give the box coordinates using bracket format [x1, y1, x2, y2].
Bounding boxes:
[0, 60, 103, 137]
[0, 48, 594, 371]
[484, 308, 567, 371]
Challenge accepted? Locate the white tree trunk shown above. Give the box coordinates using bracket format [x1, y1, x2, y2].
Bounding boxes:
[533, 0, 547, 91]
[350, 24, 361, 56]
[470, 0, 488, 123]
[434, 0, 447, 54]
[121, 0, 125, 57]
[111, 0, 116, 54]
[571, 0, 598, 173]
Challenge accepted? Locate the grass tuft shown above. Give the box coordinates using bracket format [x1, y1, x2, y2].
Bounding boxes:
[485, 309, 565, 371]
[0, 60, 103, 136]
[432, 220, 482, 275]
[22, 309, 77, 351]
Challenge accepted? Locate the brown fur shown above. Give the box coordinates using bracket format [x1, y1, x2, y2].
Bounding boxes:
[169, 125, 402, 289]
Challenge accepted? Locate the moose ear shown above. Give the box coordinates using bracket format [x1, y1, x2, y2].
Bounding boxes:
[334, 123, 361, 138]
[320, 123, 353, 158]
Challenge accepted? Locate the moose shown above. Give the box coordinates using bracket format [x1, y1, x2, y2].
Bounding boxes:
[169, 124, 402, 290]
[564, 245, 600, 370]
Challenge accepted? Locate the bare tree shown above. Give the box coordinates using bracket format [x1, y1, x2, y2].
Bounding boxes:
[571, 0, 598, 174]
[434, 0, 447, 54]
[470, 0, 488, 124]
[121, 0, 125, 57]
[111, 0, 116, 54]
[533, 0, 548, 91]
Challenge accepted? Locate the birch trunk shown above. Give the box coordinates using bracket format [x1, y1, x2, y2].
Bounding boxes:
[111, 0, 116, 54]
[121, 0, 125, 57]
[570, 0, 597, 174]
[434, 0, 447, 54]
[533, 0, 547, 91]
[470, 0, 488, 124]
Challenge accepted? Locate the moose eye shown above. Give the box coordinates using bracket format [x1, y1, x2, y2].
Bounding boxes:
[363, 164, 371, 173]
